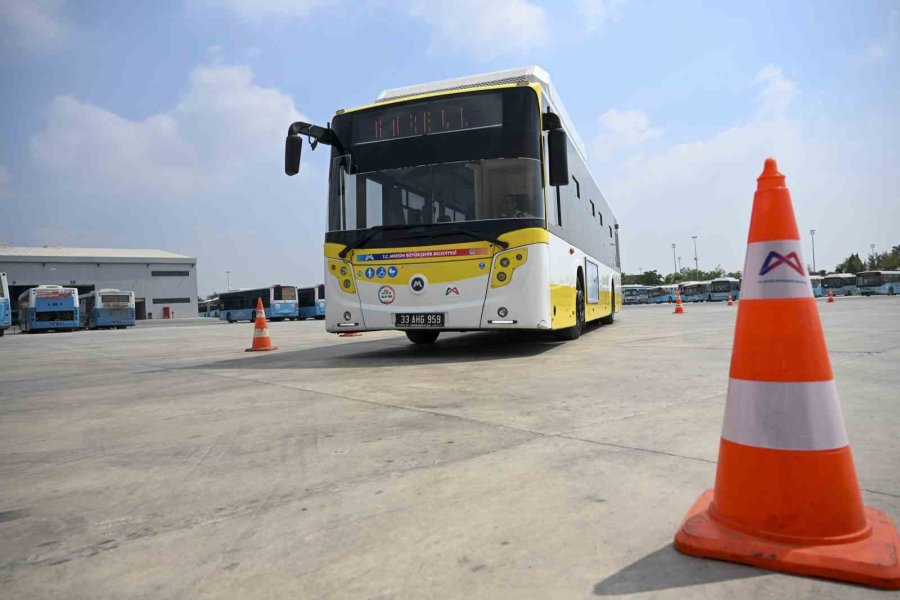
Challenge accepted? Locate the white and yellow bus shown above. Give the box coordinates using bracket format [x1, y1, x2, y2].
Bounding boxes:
[285, 66, 621, 343]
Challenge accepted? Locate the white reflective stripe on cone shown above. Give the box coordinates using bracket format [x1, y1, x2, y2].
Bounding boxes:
[741, 240, 814, 300]
[254, 328, 269, 337]
[722, 378, 849, 450]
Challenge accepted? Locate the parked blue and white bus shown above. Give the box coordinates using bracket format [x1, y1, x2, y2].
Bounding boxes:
[198, 298, 219, 317]
[647, 286, 668, 304]
[0, 272, 11, 337]
[680, 281, 711, 303]
[809, 275, 824, 298]
[17, 285, 79, 333]
[709, 277, 741, 302]
[622, 284, 650, 305]
[822, 273, 858, 297]
[219, 285, 299, 323]
[857, 271, 900, 296]
[298, 284, 326, 319]
[79, 289, 136, 329]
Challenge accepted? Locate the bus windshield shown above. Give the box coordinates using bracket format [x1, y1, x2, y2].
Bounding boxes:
[327, 87, 542, 238]
[330, 158, 543, 231]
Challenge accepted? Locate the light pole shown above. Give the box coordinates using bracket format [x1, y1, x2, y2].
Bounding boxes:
[678, 257, 682, 272]
[810, 230, 816, 273]
[691, 235, 699, 276]
[226, 271, 231, 292]
[671, 243, 677, 273]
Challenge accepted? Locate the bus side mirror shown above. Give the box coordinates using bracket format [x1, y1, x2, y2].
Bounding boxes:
[548, 128, 569, 187]
[285, 135, 302, 176]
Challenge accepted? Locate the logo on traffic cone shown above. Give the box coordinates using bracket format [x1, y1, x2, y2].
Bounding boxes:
[727, 294, 734, 306]
[673, 290, 685, 314]
[674, 158, 900, 589]
[246, 297, 277, 352]
[828, 288, 835, 303]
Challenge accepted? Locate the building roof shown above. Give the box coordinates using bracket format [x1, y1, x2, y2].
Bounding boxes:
[376, 65, 586, 160]
[0, 246, 195, 263]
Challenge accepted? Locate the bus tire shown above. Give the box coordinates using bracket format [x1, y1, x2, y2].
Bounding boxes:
[600, 284, 616, 325]
[226, 313, 234, 323]
[250, 311, 257, 322]
[889, 287, 895, 295]
[405, 330, 439, 344]
[556, 277, 585, 340]
[0, 329, 4, 337]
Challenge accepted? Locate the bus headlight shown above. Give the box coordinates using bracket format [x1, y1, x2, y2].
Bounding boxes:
[491, 248, 528, 288]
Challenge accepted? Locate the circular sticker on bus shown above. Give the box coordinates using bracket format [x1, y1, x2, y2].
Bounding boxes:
[377, 285, 395, 305]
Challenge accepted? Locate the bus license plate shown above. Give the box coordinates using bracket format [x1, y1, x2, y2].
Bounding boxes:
[394, 313, 444, 328]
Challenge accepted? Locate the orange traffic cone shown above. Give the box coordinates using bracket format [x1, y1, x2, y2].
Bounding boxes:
[339, 332, 362, 337]
[828, 288, 835, 303]
[673, 290, 685, 314]
[674, 158, 900, 589]
[245, 298, 277, 352]
[727, 294, 734, 306]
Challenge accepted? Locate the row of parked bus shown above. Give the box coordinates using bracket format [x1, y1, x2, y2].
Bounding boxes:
[623, 277, 743, 305]
[199, 284, 326, 323]
[810, 271, 900, 297]
[0, 278, 137, 335]
[622, 271, 899, 306]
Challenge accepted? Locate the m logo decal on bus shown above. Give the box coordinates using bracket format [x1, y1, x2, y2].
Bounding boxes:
[409, 276, 427, 294]
[759, 251, 804, 276]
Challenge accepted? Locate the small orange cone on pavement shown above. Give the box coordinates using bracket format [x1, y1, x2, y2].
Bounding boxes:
[727, 294, 734, 306]
[828, 288, 835, 303]
[674, 158, 900, 589]
[339, 332, 362, 337]
[673, 290, 685, 314]
[246, 297, 277, 352]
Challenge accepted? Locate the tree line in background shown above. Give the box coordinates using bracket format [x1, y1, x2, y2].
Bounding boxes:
[622, 244, 899, 286]
[831, 245, 900, 274]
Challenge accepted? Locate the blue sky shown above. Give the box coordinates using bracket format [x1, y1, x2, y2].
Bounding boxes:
[1, 0, 898, 294]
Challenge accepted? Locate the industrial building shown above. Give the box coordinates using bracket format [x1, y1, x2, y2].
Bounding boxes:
[0, 246, 197, 321]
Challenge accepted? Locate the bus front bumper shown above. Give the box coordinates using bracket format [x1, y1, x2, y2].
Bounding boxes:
[325, 244, 551, 333]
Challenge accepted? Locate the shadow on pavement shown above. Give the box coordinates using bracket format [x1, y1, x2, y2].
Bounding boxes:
[196, 327, 599, 370]
[593, 544, 766, 595]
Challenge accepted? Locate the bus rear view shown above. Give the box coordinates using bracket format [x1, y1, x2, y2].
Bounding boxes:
[18, 285, 79, 333]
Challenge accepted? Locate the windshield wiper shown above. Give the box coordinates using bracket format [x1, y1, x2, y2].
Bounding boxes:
[338, 224, 422, 259]
[417, 226, 509, 249]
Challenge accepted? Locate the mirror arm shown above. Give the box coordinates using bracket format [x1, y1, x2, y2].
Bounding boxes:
[542, 111, 562, 131]
[286, 121, 337, 148]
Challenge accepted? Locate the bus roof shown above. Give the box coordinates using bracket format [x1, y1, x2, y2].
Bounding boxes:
[375, 66, 586, 161]
[825, 273, 856, 278]
[857, 270, 900, 275]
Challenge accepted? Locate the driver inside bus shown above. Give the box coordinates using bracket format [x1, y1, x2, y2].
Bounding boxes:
[497, 194, 530, 218]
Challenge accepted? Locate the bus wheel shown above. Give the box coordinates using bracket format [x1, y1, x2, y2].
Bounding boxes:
[556, 278, 585, 340]
[889, 287, 895, 295]
[600, 285, 616, 325]
[405, 330, 439, 344]
[250, 311, 257, 322]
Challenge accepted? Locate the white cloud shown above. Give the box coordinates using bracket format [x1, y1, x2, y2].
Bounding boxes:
[594, 67, 900, 276]
[753, 65, 797, 119]
[410, 0, 548, 61]
[0, 0, 68, 55]
[31, 64, 303, 197]
[200, 0, 335, 20]
[865, 8, 898, 63]
[593, 108, 662, 161]
[24, 63, 331, 294]
[576, 0, 628, 31]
